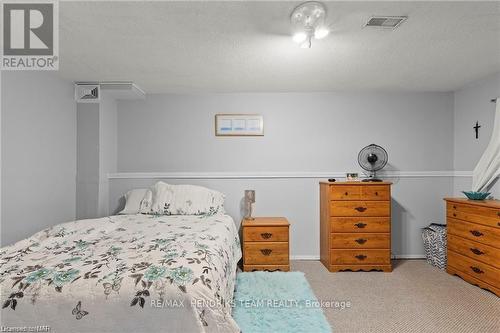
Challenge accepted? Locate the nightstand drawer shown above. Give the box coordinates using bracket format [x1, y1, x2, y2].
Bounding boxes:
[330, 233, 390, 249]
[330, 201, 390, 217]
[244, 226, 288, 242]
[330, 249, 390, 265]
[244, 242, 289, 265]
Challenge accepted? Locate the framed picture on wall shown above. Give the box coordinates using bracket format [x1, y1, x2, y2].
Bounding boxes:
[215, 114, 264, 136]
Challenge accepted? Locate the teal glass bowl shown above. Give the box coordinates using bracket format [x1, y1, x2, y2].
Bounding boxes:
[462, 191, 490, 200]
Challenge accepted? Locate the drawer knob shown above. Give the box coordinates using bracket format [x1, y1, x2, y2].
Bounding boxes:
[355, 238, 367, 245]
[355, 207, 367, 212]
[470, 266, 484, 274]
[345, 192, 349, 196]
[375, 192, 378, 196]
[470, 230, 483, 237]
[453, 205, 456, 209]
[354, 222, 367, 228]
[453, 213, 457, 217]
[260, 233, 273, 239]
[470, 248, 484, 255]
[260, 249, 273, 256]
[355, 254, 367, 261]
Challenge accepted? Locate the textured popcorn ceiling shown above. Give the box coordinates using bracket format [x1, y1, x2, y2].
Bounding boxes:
[58, 1, 500, 93]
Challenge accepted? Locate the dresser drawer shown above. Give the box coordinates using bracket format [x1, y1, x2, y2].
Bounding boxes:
[331, 201, 390, 217]
[361, 186, 390, 201]
[447, 218, 500, 246]
[244, 242, 288, 265]
[243, 226, 288, 242]
[448, 234, 500, 268]
[331, 233, 390, 249]
[330, 249, 390, 265]
[447, 203, 500, 229]
[330, 186, 362, 200]
[331, 217, 390, 233]
[448, 251, 500, 288]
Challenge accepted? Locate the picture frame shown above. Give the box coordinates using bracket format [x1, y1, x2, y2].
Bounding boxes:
[215, 114, 264, 136]
[346, 173, 359, 181]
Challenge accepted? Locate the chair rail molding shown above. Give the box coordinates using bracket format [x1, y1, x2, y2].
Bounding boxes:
[108, 171, 473, 180]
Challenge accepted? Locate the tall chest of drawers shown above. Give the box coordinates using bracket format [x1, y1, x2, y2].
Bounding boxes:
[320, 181, 392, 272]
[445, 198, 500, 296]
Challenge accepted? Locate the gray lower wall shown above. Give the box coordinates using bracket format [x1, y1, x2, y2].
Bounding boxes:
[114, 92, 456, 257]
[453, 72, 500, 198]
[1, 72, 76, 246]
[109, 176, 451, 258]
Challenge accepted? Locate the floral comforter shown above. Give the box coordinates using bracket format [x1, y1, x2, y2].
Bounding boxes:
[0, 214, 242, 333]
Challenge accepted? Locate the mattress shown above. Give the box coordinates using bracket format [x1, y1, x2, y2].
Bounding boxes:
[0, 214, 242, 333]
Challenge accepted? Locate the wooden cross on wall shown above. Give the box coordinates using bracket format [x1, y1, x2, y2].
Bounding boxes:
[473, 121, 481, 139]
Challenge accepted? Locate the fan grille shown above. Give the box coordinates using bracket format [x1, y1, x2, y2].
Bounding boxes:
[358, 144, 388, 172]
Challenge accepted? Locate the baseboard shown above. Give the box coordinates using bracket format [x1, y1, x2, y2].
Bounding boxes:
[290, 255, 320, 260]
[291, 254, 426, 261]
[392, 254, 426, 259]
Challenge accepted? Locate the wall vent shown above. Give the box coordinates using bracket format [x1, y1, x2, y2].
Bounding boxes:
[364, 16, 407, 29]
[75, 84, 100, 103]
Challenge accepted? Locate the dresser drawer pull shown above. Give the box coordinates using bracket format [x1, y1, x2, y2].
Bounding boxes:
[354, 222, 367, 229]
[355, 238, 367, 245]
[260, 249, 273, 256]
[470, 266, 484, 274]
[355, 254, 367, 261]
[469, 230, 483, 237]
[375, 192, 378, 196]
[453, 213, 457, 217]
[260, 233, 273, 239]
[354, 207, 367, 212]
[453, 205, 457, 209]
[345, 192, 349, 196]
[470, 248, 484, 255]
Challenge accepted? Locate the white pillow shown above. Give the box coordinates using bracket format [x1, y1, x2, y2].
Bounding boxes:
[166, 184, 225, 216]
[150, 181, 174, 214]
[119, 189, 152, 215]
[139, 189, 153, 213]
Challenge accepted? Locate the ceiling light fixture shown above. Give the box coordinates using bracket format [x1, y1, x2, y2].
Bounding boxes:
[291, 1, 329, 49]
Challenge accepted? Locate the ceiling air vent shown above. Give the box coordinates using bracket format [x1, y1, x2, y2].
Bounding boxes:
[364, 16, 407, 29]
[75, 84, 100, 103]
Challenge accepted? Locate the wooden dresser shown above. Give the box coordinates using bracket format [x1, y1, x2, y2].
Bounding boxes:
[320, 181, 392, 272]
[445, 198, 500, 296]
[242, 217, 290, 272]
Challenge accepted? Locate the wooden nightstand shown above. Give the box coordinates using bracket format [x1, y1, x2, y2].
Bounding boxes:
[242, 217, 290, 272]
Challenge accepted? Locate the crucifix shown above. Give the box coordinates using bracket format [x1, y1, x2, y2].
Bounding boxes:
[473, 121, 481, 139]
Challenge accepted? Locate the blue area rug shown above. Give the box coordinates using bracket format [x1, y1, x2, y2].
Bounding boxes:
[233, 271, 332, 333]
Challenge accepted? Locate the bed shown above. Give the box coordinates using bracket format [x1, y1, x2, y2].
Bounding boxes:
[0, 213, 242, 332]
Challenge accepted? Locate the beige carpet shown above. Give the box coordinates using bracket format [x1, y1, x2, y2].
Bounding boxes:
[291, 260, 499, 333]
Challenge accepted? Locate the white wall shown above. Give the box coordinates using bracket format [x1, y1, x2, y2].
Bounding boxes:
[1, 72, 76, 246]
[111, 92, 455, 258]
[453, 72, 500, 198]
